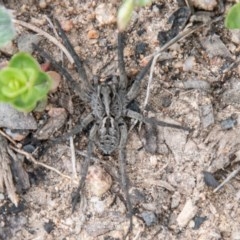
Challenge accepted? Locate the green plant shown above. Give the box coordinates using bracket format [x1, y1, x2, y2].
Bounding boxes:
[117, 0, 152, 31]
[0, 53, 52, 112]
[225, 2, 240, 29]
[0, 6, 16, 47]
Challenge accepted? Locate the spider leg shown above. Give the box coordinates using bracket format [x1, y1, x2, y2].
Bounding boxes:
[118, 119, 133, 235]
[32, 43, 90, 102]
[51, 113, 94, 145]
[125, 109, 191, 131]
[54, 19, 89, 86]
[72, 122, 98, 213]
[118, 32, 128, 89]
[126, 58, 153, 101]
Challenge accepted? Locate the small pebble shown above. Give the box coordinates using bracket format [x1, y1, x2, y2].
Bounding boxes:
[203, 171, 219, 188]
[5, 129, 29, 141]
[193, 215, 207, 230]
[61, 20, 74, 32]
[47, 71, 61, 93]
[39, 0, 47, 9]
[191, 0, 217, 11]
[86, 165, 112, 197]
[0, 103, 37, 130]
[87, 29, 99, 39]
[183, 56, 196, 72]
[176, 199, 198, 228]
[221, 117, 237, 130]
[171, 191, 181, 209]
[43, 220, 55, 234]
[141, 211, 158, 226]
[23, 144, 35, 153]
[135, 42, 148, 56]
[95, 3, 116, 26]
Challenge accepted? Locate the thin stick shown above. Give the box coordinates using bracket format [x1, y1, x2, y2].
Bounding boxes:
[9, 145, 78, 184]
[213, 165, 240, 193]
[0, 129, 19, 147]
[143, 16, 223, 109]
[70, 136, 77, 178]
[13, 19, 74, 64]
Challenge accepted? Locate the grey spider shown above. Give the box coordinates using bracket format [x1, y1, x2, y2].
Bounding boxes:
[33, 19, 189, 235]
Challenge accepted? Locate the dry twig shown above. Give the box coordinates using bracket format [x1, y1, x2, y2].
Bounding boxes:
[213, 165, 240, 193]
[9, 145, 78, 184]
[143, 16, 223, 109]
[13, 19, 74, 64]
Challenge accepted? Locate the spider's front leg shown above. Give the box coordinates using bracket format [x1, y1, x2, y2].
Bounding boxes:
[72, 122, 98, 212]
[118, 119, 133, 235]
[125, 109, 191, 131]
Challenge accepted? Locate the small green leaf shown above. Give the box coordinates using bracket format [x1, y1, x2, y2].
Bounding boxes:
[0, 52, 53, 112]
[0, 6, 16, 47]
[225, 3, 240, 29]
[9, 52, 41, 71]
[117, 0, 135, 31]
[135, 0, 152, 7]
[0, 68, 27, 100]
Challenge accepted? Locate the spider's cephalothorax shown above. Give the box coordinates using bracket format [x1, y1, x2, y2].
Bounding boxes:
[33, 19, 189, 236]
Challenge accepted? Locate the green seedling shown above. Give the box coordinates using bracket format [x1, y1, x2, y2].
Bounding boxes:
[225, 2, 240, 29]
[0, 52, 52, 112]
[0, 6, 16, 47]
[117, 0, 152, 31]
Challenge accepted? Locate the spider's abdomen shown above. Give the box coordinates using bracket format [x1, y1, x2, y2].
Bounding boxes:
[96, 117, 120, 154]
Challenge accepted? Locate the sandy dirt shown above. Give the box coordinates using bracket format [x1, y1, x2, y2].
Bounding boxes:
[1, 0, 240, 239]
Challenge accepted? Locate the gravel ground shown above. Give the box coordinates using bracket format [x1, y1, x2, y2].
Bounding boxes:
[1, 0, 240, 239]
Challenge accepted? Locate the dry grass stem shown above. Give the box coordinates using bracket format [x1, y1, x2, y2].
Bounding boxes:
[13, 19, 74, 64]
[9, 145, 78, 184]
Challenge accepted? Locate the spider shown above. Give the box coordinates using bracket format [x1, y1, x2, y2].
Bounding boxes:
[33, 19, 189, 235]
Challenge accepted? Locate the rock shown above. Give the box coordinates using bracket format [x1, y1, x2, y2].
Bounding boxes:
[203, 171, 219, 188]
[86, 165, 112, 197]
[17, 34, 41, 53]
[0, 41, 17, 55]
[34, 108, 67, 140]
[201, 34, 232, 58]
[5, 129, 29, 141]
[0, 103, 37, 130]
[183, 56, 196, 72]
[60, 20, 74, 32]
[171, 191, 181, 209]
[221, 116, 237, 130]
[177, 199, 198, 228]
[200, 104, 214, 128]
[141, 211, 158, 226]
[191, 0, 217, 11]
[193, 215, 207, 230]
[43, 220, 55, 234]
[47, 71, 61, 93]
[87, 29, 99, 39]
[230, 30, 240, 45]
[95, 3, 116, 26]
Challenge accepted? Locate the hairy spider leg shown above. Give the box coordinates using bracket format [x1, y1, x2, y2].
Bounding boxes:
[72, 122, 98, 212]
[118, 32, 128, 90]
[126, 58, 153, 101]
[125, 109, 191, 131]
[118, 119, 133, 236]
[32, 43, 89, 103]
[51, 114, 95, 144]
[54, 19, 89, 87]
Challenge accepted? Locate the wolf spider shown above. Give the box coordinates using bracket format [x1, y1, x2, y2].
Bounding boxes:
[33, 19, 189, 234]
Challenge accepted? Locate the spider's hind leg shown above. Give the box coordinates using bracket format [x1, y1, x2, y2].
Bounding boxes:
[72, 122, 98, 212]
[118, 119, 133, 236]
